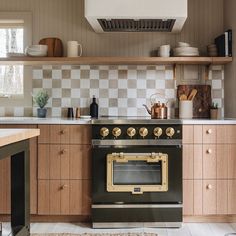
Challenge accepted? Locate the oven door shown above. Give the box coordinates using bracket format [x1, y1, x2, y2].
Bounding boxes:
[92, 146, 182, 204]
[107, 152, 168, 194]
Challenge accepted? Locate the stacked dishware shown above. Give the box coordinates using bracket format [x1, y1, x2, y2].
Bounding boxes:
[173, 42, 199, 56]
[25, 45, 48, 57]
[207, 44, 218, 56]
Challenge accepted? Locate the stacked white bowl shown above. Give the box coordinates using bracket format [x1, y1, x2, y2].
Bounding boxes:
[173, 42, 199, 56]
[25, 45, 48, 57]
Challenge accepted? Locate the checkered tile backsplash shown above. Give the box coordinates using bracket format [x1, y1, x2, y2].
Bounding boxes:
[0, 64, 224, 117]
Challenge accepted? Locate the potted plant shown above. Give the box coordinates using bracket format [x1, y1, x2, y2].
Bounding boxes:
[33, 90, 49, 118]
[210, 102, 218, 119]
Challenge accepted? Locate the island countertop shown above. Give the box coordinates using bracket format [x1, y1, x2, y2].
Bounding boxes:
[0, 128, 40, 147]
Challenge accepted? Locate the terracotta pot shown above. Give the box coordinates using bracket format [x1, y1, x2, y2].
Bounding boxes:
[210, 109, 218, 120]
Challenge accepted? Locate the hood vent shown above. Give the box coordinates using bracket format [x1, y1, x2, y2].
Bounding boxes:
[85, 0, 187, 33]
[98, 19, 176, 32]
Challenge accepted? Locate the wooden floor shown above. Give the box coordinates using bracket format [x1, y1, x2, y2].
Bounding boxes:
[1, 223, 236, 236]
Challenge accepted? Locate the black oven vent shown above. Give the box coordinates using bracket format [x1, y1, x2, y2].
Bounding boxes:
[98, 19, 176, 32]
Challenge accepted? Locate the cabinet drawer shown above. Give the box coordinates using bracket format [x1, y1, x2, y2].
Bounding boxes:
[38, 144, 91, 180]
[217, 125, 236, 144]
[202, 125, 216, 144]
[203, 180, 216, 215]
[228, 180, 236, 214]
[38, 180, 91, 215]
[183, 125, 194, 144]
[203, 145, 216, 179]
[38, 125, 91, 144]
[183, 180, 193, 215]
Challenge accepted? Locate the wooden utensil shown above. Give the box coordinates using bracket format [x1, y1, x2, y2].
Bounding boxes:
[188, 89, 197, 101]
[39, 38, 63, 57]
[179, 94, 188, 101]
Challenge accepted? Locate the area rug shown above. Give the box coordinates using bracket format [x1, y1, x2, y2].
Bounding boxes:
[31, 233, 158, 236]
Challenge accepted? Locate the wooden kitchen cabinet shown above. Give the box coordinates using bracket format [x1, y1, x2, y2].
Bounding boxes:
[38, 180, 91, 215]
[0, 124, 38, 214]
[38, 144, 91, 180]
[37, 124, 92, 216]
[183, 124, 236, 219]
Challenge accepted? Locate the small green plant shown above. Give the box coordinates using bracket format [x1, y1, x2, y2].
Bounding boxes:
[211, 102, 218, 109]
[33, 90, 49, 108]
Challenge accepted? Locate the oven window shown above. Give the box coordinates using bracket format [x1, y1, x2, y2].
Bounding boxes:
[113, 161, 162, 185]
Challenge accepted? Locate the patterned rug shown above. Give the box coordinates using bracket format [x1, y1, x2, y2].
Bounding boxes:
[31, 233, 158, 236]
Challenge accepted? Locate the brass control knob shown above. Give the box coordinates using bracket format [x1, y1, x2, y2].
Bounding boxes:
[166, 127, 175, 138]
[127, 127, 136, 138]
[100, 127, 109, 138]
[153, 127, 163, 138]
[139, 127, 148, 138]
[112, 127, 122, 138]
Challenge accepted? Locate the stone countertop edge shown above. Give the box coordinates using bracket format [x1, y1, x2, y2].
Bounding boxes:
[1, 117, 236, 124]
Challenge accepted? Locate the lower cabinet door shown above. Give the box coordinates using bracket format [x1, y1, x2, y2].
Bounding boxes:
[183, 180, 193, 216]
[228, 180, 236, 214]
[38, 180, 91, 215]
[203, 180, 216, 215]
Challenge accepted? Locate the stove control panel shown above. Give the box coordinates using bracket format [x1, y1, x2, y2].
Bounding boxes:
[93, 124, 182, 140]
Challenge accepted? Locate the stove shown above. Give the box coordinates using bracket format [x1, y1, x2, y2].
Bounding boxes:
[91, 118, 183, 228]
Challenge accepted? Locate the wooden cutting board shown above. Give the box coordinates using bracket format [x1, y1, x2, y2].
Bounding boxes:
[177, 85, 212, 118]
[39, 38, 63, 57]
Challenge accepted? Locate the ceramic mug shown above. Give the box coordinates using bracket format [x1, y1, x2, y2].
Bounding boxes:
[67, 41, 83, 57]
[159, 44, 170, 57]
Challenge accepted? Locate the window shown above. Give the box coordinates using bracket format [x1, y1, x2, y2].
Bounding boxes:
[0, 28, 24, 96]
[0, 12, 32, 105]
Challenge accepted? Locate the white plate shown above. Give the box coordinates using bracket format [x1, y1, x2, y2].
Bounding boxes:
[80, 115, 91, 119]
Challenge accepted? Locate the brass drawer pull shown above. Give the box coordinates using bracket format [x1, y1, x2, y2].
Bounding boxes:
[206, 129, 212, 134]
[60, 184, 68, 190]
[60, 149, 66, 155]
[206, 184, 212, 190]
[60, 130, 65, 135]
[206, 149, 212, 154]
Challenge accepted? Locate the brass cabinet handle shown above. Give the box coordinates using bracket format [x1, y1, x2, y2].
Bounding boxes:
[60, 130, 65, 135]
[206, 129, 212, 134]
[206, 149, 212, 154]
[206, 184, 213, 190]
[60, 184, 68, 190]
[60, 149, 66, 155]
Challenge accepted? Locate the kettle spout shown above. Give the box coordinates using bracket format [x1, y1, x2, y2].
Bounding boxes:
[143, 104, 151, 115]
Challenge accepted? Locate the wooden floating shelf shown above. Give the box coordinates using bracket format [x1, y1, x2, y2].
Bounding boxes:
[0, 56, 232, 66]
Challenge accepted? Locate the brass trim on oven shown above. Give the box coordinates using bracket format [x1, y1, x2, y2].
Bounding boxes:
[107, 152, 168, 194]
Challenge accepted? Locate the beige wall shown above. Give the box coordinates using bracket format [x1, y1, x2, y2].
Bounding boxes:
[0, 0, 223, 56]
[224, 0, 236, 117]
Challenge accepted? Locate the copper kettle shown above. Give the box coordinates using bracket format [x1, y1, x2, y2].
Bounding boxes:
[143, 94, 168, 119]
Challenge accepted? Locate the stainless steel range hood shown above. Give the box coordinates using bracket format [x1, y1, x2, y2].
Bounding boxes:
[85, 0, 188, 33]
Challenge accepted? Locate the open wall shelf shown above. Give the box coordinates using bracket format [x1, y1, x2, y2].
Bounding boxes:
[0, 56, 232, 66]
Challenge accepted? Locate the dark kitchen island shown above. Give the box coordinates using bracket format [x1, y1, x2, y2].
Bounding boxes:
[0, 129, 39, 236]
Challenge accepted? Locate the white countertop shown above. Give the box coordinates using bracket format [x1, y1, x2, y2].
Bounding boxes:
[0, 117, 91, 125]
[0, 128, 40, 147]
[0, 117, 236, 125]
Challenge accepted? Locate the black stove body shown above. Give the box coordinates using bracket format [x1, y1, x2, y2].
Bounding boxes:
[91, 121, 182, 228]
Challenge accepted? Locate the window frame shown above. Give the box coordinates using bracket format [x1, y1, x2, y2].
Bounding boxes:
[0, 12, 32, 106]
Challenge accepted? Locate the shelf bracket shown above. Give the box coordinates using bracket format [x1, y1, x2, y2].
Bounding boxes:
[205, 64, 211, 80]
[173, 64, 177, 80]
